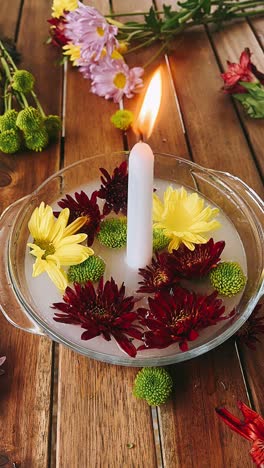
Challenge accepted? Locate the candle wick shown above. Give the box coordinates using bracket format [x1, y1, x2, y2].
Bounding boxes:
[138, 131, 144, 142]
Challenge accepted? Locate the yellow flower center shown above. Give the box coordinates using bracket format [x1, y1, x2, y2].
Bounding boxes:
[97, 27, 104, 37]
[35, 239, 55, 259]
[153, 270, 169, 287]
[113, 72, 127, 89]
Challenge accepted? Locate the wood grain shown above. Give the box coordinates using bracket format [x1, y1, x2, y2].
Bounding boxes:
[0, 0, 62, 466]
[0, 0, 21, 38]
[56, 2, 157, 467]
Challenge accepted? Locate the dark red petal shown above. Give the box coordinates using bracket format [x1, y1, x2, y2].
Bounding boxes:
[215, 407, 252, 441]
[112, 331, 137, 357]
[81, 329, 101, 341]
[250, 438, 264, 467]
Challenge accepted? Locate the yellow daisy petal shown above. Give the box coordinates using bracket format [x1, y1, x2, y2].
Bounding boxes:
[52, 245, 94, 266]
[45, 260, 68, 291]
[63, 216, 88, 237]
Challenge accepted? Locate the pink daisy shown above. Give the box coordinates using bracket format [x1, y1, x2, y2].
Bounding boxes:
[65, 2, 118, 62]
[90, 57, 144, 103]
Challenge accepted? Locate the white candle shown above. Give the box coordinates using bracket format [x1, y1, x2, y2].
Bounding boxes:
[126, 142, 154, 269]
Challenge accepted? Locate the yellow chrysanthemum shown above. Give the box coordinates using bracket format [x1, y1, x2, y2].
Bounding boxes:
[153, 186, 221, 251]
[52, 0, 78, 18]
[63, 43, 81, 66]
[27, 202, 94, 291]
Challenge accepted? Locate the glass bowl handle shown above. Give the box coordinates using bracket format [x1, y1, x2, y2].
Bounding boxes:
[0, 197, 45, 336]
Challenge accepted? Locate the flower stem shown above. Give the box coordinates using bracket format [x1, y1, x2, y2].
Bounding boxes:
[143, 40, 170, 69]
[0, 40, 18, 71]
[31, 90, 46, 118]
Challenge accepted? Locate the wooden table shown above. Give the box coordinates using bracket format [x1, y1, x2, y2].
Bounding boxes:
[0, 1, 263, 467]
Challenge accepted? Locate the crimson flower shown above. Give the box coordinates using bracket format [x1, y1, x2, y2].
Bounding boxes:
[216, 401, 264, 467]
[137, 253, 180, 294]
[97, 161, 128, 215]
[48, 16, 69, 47]
[221, 48, 264, 94]
[52, 278, 143, 357]
[236, 303, 264, 350]
[169, 238, 225, 279]
[138, 286, 230, 352]
[56, 190, 102, 246]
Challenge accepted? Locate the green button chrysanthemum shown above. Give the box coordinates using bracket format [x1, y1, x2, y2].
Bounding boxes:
[12, 70, 35, 93]
[133, 367, 173, 406]
[0, 128, 22, 154]
[0, 110, 18, 132]
[68, 255, 105, 283]
[153, 228, 170, 252]
[16, 107, 43, 132]
[44, 115, 61, 141]
[24, 127, 49, 152]
[110, 109, 134, 131]
[97, 217, 127, 249]
[210, 261, 246, 297]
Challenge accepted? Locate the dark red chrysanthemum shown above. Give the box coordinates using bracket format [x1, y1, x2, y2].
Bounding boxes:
[52, 278, 143, 357]
[97, 161, 128, 216]
[169, 238, 225, 279]
[138, 286, 231, 352]
[236, 303, 264, 350]
[137, 253, 180, 294]
[56, 190, 103, 246]
[48, 16, 69, 47]
[216, 401, 264, 467]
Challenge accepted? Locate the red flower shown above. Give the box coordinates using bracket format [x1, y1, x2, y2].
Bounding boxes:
[138, 286, 230, 352]
[170, 238, 225, 279]
[52, 278, 143, 357]
[137, 253, 180, 294]
[55, 190, 103, 246]
[221, 48, 264, 94]
[48, 16, 69, 47]
[97, 161, 128, 215]
[236, 303, 264, 350]
[216, 401, 264, 467]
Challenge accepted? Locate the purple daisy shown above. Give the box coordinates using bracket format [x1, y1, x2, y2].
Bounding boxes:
[65, 3, 118, 62]
[90, 56, 144, 103]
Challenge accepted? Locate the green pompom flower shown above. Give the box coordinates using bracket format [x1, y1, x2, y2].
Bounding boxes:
[133, 367, 173, 406]
[0, 110, 18, 131]
[0, 128, 22, 154]
[16, 107, 43, 132]
[24, 127, 49, 152]
[210, 261, 246, 297]
[44, 115, 61, 141]
[110, 109, 134, 131]
[12, 70, 35, 93]
[68, 255, 105, 283]
[153, 228, 170, 252]
[97, 217, 127, 249]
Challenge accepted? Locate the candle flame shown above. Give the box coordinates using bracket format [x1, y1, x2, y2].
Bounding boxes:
[134, 68, 162, 140]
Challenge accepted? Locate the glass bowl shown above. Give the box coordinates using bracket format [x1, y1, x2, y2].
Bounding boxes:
[0, 153, 263, 366]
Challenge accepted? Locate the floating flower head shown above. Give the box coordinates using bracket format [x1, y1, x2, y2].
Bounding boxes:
[210, 261, 246, 297]
[216, 401, 264, 467]
[65, 3, 118, 62]
[68, 255, 105, 284]
[138, 287, 229, 352]
[11, 70, 35, 94]
[236, 303, 264, 350]
[56, 190, 102, 246]
[90, 57, 144, 103]
[133, 367, 173, 406]
[170, 238, 225, 279]
[52, 278, 143, 357]
[52, 0, 78, 18]
[28, 202, 93, 291]
[153, 187, 221, 252]
[97, 217, 127, 249]
[97, 161, 128, 215]
[138, 253, 180, 294]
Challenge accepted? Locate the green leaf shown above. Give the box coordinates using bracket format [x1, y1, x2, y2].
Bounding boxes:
[163, 4, 173, 19]
[202, 0, 211, 15]
[234, 90, 264, 119]
[144, 7, 162, 33]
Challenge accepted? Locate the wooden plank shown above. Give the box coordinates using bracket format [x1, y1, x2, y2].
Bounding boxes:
[0, 0, 21, 39]
[0, 0, 62, 466]
[209, 20, 264, 178]
[250, 17, 264, 48]
[56, 2, 157, 467]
